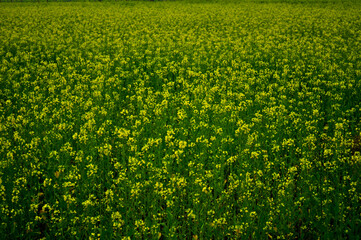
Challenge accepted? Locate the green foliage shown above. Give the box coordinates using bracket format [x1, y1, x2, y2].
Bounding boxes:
[1, 1, 361, 239]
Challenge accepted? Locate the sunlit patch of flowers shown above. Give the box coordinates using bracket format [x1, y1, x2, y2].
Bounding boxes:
[0, 0, 361, 239]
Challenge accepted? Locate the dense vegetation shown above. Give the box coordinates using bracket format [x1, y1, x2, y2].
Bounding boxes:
[1, 1, 361, 239]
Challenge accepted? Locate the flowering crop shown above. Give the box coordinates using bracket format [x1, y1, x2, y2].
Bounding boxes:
[1, 1, 361, 239]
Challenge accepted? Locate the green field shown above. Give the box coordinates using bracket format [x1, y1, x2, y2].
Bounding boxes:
[1, 1, 361, 239]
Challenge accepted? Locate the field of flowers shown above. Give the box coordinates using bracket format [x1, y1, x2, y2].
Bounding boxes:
[1, 1, 361, 239]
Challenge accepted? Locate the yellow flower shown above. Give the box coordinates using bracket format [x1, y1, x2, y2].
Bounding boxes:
[179, 140, 187, 149]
